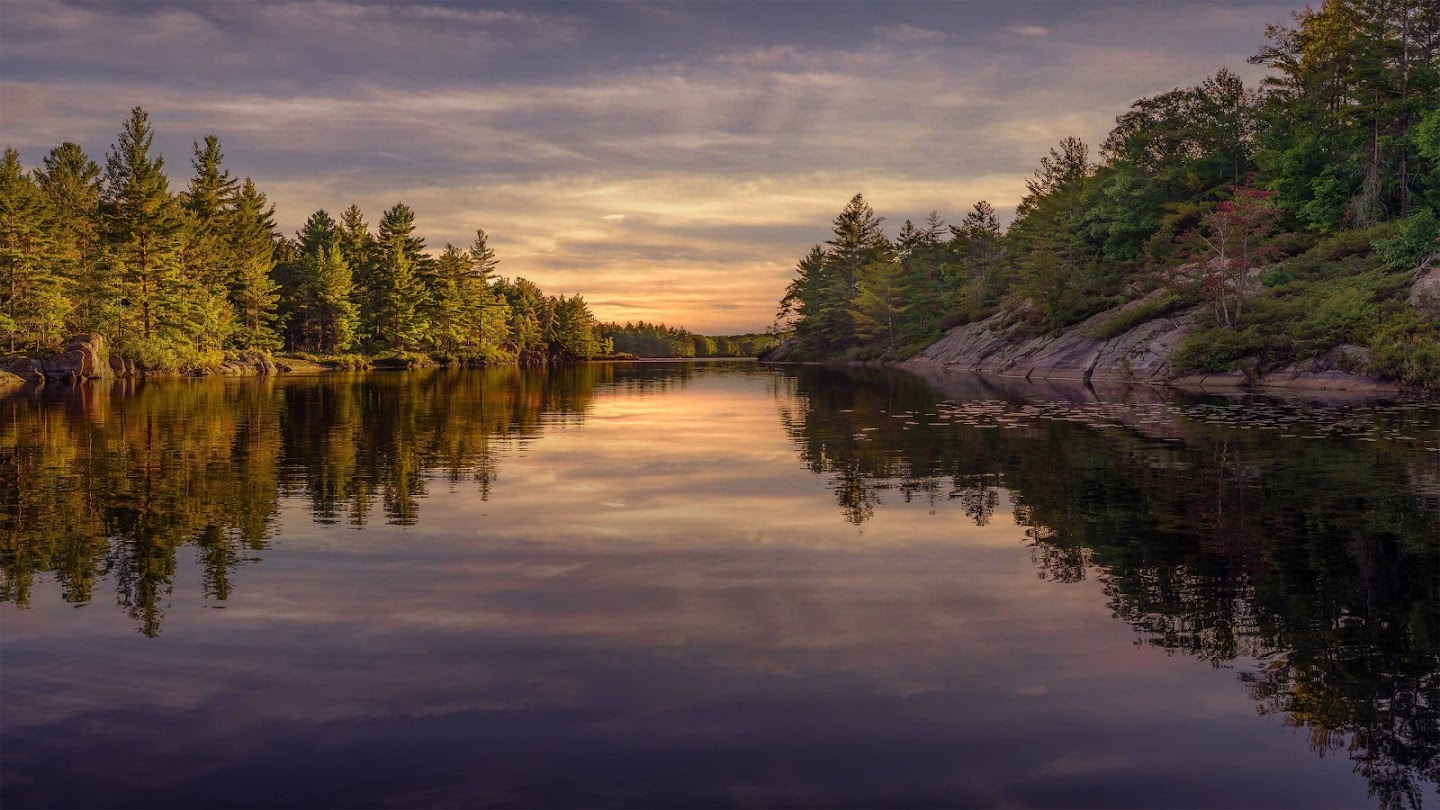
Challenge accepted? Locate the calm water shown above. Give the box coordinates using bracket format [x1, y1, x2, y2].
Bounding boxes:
[2, 362, 1437, 809]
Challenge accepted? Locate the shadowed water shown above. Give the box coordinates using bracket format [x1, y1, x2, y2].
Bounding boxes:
[2, 362, 1437, 808]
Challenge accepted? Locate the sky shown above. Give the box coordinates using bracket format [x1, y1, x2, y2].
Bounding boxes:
[0, 0, 1308, 333]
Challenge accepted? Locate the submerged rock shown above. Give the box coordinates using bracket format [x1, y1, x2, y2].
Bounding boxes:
[4, 356, 45, 382]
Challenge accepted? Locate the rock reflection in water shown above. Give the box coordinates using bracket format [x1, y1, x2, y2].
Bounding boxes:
[782, 365, 1439, 809]
[1, 362, 1436, 808]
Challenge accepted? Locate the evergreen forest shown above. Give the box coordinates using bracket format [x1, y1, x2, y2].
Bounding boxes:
[773, 1, 1440, 388]
[0, 110, 765, 372]
[599, 321, 778, 358]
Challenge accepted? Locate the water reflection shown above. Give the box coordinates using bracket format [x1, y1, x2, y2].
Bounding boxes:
[0, 365, 692, 635]
[781, 365, 1440, 808]
[1, 362, 1437, 808]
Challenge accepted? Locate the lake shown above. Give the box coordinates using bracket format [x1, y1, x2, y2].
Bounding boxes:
[2, 362, 1437, 809]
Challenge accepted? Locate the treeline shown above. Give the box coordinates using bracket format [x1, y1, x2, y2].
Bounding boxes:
[775, 0, 1440, 386]
[599, 321, 778, 358]
[0, 107, 613, 370]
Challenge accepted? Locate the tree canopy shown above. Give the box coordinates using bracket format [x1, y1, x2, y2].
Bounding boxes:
[772, 2, 1440, 386]
[0, 109, 624, 368]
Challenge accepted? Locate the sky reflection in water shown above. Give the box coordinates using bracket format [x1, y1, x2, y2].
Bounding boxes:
[2, 362, 1437, 808]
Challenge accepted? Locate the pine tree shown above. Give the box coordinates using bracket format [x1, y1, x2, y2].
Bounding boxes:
[468, 228, 506, 352]
[378, 203, 428, 268]
[424, 233, 500, 356]
[546, 294, 602, 358]
[0, 148, 68, 351]
[952, 200, 1006, 315]
[182, 136, 239, 289]
[429, 244, 476, 355]
[277, 210, 332, 350]
[308, 235, 358, 353]
[495, 277, 548, 358]
[896, 220, 926, 257]
[298, 209, 337, 255]
[810, 193, 890, 350]
[36, 143, 111, 336]
[779, 244, 828, 327]
[1012, 138, 1093, 249]
[278, 209, 358, 353]
[178, 135, 240, 355]
[102, 106, 185, 344]
[373, 203, 431, 353]
[922, 210, 947, 242]
[848, 259, 910, 350]
[229, 179, 281, 350]
[1250, 0, 1440, 229]
[337, 205, 378, 344]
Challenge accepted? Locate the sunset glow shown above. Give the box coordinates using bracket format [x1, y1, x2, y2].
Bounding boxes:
[1, 1, 1307, 332]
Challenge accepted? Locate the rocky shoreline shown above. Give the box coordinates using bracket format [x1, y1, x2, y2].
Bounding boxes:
[1, 334, 330, 391]
[893, 262, 1440, 398]
[0, 336, 664, 394]
[762, 275, 1440, 399]
[901, 296, 1404, 397]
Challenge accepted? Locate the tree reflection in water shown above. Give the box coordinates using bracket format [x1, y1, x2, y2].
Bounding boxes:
[2, 362, 1436, 807]
[780, 365, 1439, 810]
[0, 364, 675, 635]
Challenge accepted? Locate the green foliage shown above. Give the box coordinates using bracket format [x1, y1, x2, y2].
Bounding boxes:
[329, 353, 371, 370]
[4, 107, 614, 371]
[228, 178, 281, 350]
[690, 334, 717, 357]
[766, 2, 1439, 378]
[424, 231, 508, 358]
[783, 194, 891, 357]
[493, 277, 550, 359]
[35, 142, 109, 336]
[103, 106, 186, 343]
[0, 147, 68, 351]
[601, 321, 696, 357]
[371, 350, 435, 369]
[1250, 0, 1440, 230]
[545, 295, 604, 359]
[1366, 302, 1440, 389]
[338, 205, 379, 343]
[1171, 267, 1430, 384]
[181, 134, 240, 300]
[848, 259, 910, 350]
[371, 204, 431, 354]
[1088, 294, 1190, 341]
[113, 333, 221, 372]
[598, 321, 778, 358]
[279, 212, 360, 354]
[1372, 210, 1440, 271]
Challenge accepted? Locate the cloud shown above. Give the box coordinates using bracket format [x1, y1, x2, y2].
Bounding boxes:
[0, 0, 1309, 332]
[874, 23, 949, 44]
